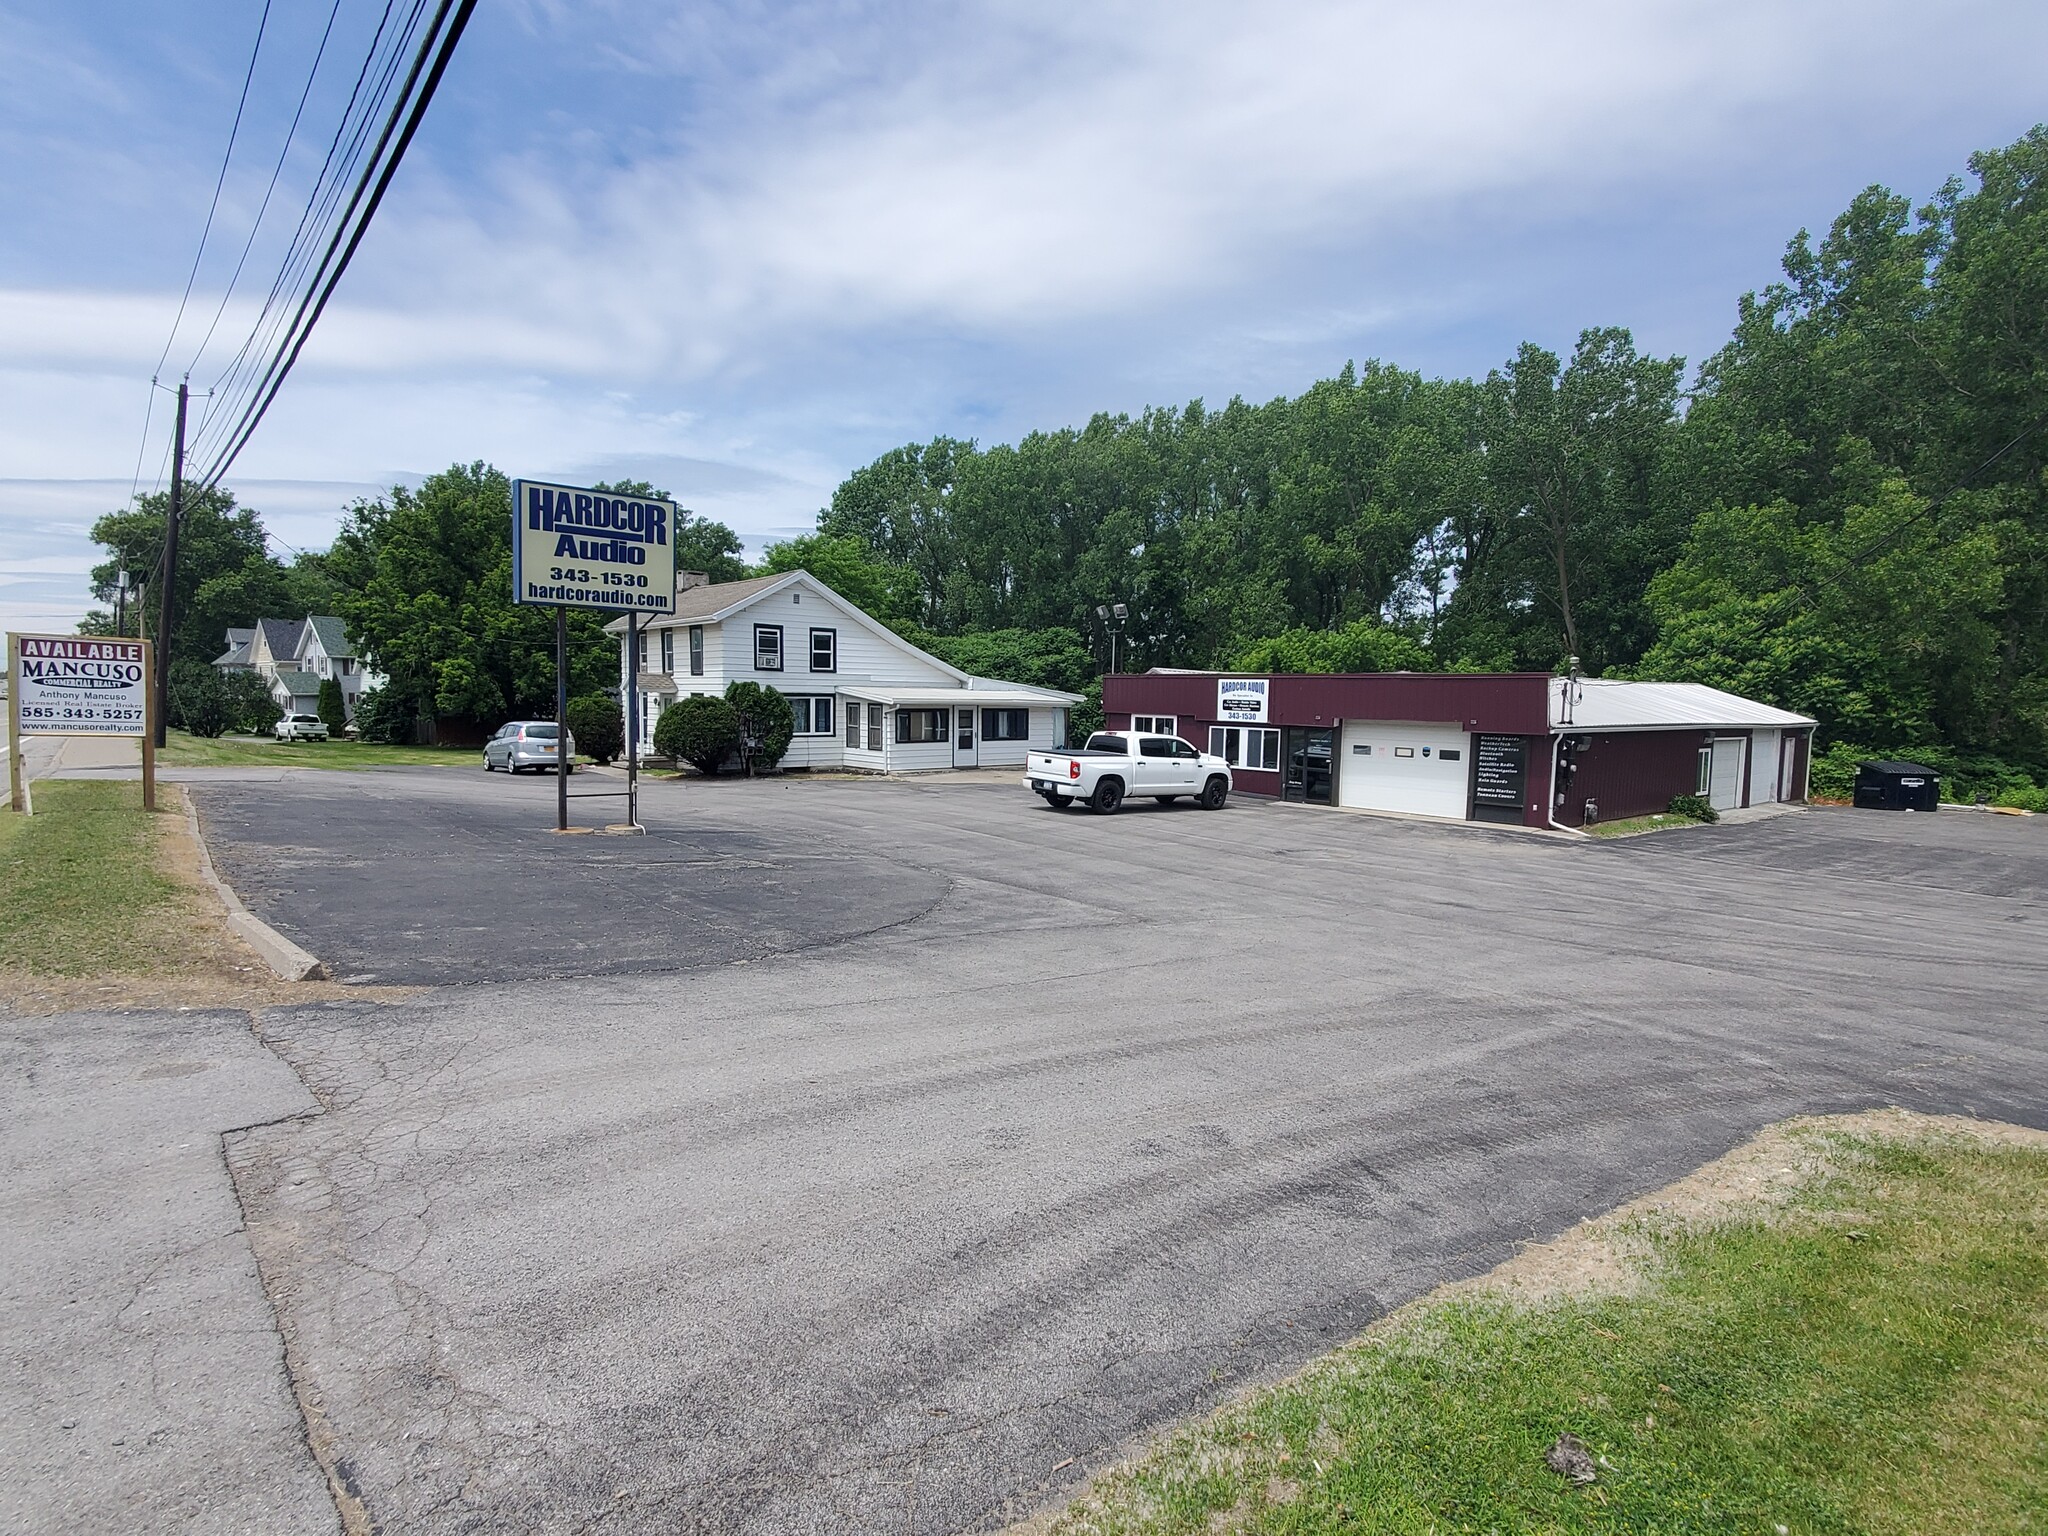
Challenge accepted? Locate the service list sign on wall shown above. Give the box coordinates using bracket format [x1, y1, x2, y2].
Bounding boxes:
[12, 635, 148, 734]
[512, 480, 677, 612]
[1473, 734, 1527, 809]
[1218, 677, 1269, 722]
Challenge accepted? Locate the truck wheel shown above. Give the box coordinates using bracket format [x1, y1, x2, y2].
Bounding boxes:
[1200, 776, 1228, 810]
[1039, 791, 1071, 810]
[1090, 778, 1125, 814]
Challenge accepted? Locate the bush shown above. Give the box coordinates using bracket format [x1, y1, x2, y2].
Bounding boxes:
[1667, 793, 1718, 823]
[653, 693, 740, 774]
[317, 677, 348, 737]
[351, 685, 415, 745]
[221, 671, 278, 734]
[1809, 740, 2044, 805]
[1995, 785, 2048, 812]
[724, 681, 794, 774]
[168, 661, 228, 737]
[1067, 680, 1104, 744]
[566, 695, 624, 764]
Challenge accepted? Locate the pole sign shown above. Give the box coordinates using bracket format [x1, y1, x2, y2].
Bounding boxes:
[13, 634, 149, 734]
[511, 479, 677, 613]
[1217, 677, 1269, 723]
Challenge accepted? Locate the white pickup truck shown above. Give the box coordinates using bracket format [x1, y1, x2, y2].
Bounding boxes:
[1024, 731, 1232, 813]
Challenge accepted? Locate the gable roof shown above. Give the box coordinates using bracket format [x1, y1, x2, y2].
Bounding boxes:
[1553, 678, 1814, 732]
[272, 669, 323, 697]
[255, 617, 303, 662]
[214, 631, 254, 667]
[302, 616, 353, 658]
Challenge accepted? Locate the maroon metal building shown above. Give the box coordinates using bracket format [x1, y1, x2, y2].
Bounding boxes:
[1103, 671, 1814, 829]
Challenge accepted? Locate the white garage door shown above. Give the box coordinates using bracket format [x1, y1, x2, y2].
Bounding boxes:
[1337, 721, 1471, 819]
[1749, 730, 1780, 804]
[1709, 737, 1745, 811]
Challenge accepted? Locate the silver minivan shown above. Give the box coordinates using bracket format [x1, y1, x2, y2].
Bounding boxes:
[483, 720, 576, 774]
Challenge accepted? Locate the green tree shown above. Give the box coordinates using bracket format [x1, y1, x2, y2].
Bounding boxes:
[589, 480, 749, 584]
[902, 625, 1096, 693]
[723, 680, 794, 773]
[316, 677, 348, 737]
[351, 685, 414, 745]
[167, 660, 229, 737]
[1230, 619, 1432, 674]
[652, 692, 739, 774]
[222, 671, 278, 734]
[756, 532, 919, 623]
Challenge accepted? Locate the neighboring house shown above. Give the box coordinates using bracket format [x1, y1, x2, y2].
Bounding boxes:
[213, 616, 381, 722]
[608, 570, 1083, 772]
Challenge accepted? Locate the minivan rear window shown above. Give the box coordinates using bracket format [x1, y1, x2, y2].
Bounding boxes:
[524, 724, 559, 738]
[1084, 734, 1128, 754]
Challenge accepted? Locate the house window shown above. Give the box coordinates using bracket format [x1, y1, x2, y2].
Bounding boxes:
[809, 628, 836, 672]
[1132, 714, 1177, 737]
[660, 629, 674, 672]
[846, 707, 861, 749]
[866, 703, 883, 752]
[689, 626, 703, 676]
[895, 708, 949, 744]
[1697, 744, 1713, 794]
[754, 624, 783, 670]
[339, 658, 354, 676]
[982, 708, 1029, 740]
[1208, 726, 1280, 771]
[790, 696, 835, 736]
[638, 632, 649, 669]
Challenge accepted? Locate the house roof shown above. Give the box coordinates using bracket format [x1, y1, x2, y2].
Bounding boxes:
[272, 669, 323, 696]
[256, 617, 303, 661]
[838, 682, 1084, 707]
[214, 635, 254, 667]
[1552, 678, 1814, 732]
[303, 616, 353, 658]
[225, 627, 254, 644]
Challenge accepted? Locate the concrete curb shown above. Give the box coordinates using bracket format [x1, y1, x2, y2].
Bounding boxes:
[179, 790, 329, 982]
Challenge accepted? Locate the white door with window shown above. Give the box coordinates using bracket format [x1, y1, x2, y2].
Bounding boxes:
[1709, 737, 1746, 811]
[954, 707, 978, 767]
[1336, 722, 1471, 819]
[1749, 730, 1780, 804]
[1780, 735, 1801, 801]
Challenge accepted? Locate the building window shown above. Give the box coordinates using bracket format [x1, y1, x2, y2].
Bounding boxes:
[1209, 726, 1280, 770]
[790, 696, 835, 736]
[754, 624, 783, 670]
[1132, 714, 1176, 736]
[846, 707, 861, 749]
[809, 628, 836, 672]
[1697, 744, 1713, 794]
[660, 629, 674, 672]
[895, 708, 949, 744]
[339, 658, 354, 676]
[982, 707, 1029, 740]
[689, 626, 703, 676]
[866, 703, 883, 751]
[638, 632, 649, 669]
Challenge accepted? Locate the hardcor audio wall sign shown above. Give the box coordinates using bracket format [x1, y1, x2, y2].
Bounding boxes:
[1217, 677, 1269, 723]
[512, 479, 677, 612]
[12, 635, 148, 734]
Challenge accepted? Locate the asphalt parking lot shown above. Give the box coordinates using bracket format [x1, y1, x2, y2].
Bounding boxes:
[18, 772, 2048, 1534]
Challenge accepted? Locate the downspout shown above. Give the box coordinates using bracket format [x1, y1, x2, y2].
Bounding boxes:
[1545, 729, 1586, 837]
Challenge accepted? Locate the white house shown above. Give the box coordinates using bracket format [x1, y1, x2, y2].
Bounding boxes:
[609, 570, 1083, 772]
[214, 616, 380, 721]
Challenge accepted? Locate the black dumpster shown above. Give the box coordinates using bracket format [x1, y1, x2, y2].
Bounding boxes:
[1854, 760, 1940, 812]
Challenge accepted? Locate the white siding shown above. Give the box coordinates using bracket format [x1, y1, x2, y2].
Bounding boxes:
[725, 587, 956, 691]
[974, 706, 1067, 767]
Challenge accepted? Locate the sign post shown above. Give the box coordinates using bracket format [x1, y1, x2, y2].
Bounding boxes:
[511, 480, 677, 832]
[8, 632, 155, 815]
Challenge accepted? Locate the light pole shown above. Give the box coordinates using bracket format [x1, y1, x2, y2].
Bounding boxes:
[1095, 602, 1128, 675]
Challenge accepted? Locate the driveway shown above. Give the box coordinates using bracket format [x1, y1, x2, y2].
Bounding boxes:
[179, 776, 2048, 1534]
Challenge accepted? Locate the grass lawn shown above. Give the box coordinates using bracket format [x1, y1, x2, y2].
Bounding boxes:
[0, 780, 235, 978]
[1587, 812, 1712, 839]
[158, 730, 476, 770]
[1042, 1115, 2048, 1536]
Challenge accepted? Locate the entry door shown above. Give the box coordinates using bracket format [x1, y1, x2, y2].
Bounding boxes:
[1779, 737, 1800, 801]
[1283, 728, 1334, 803]
[1709, 737, 1745, 811]
[1750, 730, 1780, 804]
[954, 707, 978, 767]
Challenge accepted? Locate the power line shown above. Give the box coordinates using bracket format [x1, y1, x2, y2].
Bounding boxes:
[150, 0, 275, 380]
[196, 0, 479, 489]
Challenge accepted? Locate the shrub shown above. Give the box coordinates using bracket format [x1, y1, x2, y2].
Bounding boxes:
[1667, 793, 1718, 823]
[352, 685, 415, 745]
[168, 661, 228, 737]
[724, 681, 794, 774]
[221, 671, 278, 734]
[653, 693, 740, 774]
[317, 677, 348, 737]
[566, 695, 624, 764]
[1995, 785, 2048, 812]
[1067, 681, 1104, 744]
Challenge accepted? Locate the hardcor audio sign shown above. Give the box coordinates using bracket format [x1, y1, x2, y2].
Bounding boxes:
[1217, 677, 1269, 722]
[512, 479, 678, 612]
[13, 635, 148, 734]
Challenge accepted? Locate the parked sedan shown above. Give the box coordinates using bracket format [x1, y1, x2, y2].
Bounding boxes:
[274, 713, 329, 742]
[483, 720, 576, 774]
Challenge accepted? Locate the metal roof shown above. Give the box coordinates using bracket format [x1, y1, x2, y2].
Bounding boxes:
[1553, 678, 1814, 732]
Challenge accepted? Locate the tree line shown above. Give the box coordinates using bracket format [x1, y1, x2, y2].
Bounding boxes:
[87, 129, 2046, 793]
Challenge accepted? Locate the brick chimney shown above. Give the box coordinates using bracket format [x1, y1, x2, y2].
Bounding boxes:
[676, 571, 710, 593]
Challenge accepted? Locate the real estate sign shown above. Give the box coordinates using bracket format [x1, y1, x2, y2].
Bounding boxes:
[1217, 677, 1269, 723]
[12, 634, 149, 735]
[511, 479, 677, 613]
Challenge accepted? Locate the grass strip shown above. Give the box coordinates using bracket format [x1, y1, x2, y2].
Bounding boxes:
[159, 730, 474, 770]
[1045, 1119, 2048, 1536]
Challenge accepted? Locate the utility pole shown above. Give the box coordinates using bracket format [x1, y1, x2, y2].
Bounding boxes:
[114, 569, 130, 637]
[154, 379, 188, 748]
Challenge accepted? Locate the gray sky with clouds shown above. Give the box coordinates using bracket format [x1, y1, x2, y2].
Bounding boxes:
[3, 0, 2044, 636]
